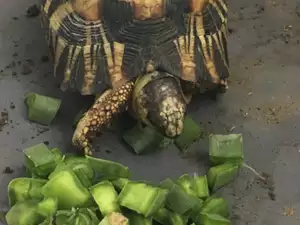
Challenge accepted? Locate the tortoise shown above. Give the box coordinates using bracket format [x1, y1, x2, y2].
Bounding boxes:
[40, 0, 230, 155]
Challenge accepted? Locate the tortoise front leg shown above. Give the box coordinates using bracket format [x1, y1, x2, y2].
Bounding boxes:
[72, 81, 135, 155]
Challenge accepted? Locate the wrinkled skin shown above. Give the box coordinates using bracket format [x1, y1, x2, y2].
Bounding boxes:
[72, 71, 188, 155]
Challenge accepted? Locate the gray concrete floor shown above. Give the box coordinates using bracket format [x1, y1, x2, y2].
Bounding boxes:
[1, 0, 300, 224]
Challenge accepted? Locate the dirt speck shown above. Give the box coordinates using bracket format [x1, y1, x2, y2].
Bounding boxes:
[0, 111, 9, 131]
[36, 126, 50, 135]
[41, 55, 49, 63]
[26, 4, 40, 18]
[5, 61, 16, 69]
[9, 102, 15, 109]
[21, 61, 33, 75]
[283, 207, 294, 216]
[3, 167, 14, 174]
[256, 172, 276, 201]
[296, 3, 300, 18]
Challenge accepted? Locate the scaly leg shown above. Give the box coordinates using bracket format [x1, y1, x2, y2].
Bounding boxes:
[72, 81, 135, 155]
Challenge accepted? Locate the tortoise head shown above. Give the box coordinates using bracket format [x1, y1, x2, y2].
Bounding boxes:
[132, 71, 188, 138]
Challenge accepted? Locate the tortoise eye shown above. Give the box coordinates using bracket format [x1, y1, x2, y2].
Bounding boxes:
[71, 0, 102, 21]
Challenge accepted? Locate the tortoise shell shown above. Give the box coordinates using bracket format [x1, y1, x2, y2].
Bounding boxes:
[40, 0, 229, 95]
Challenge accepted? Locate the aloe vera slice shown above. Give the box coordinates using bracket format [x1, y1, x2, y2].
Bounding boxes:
[50, 148, 64, 163]
[99, 212, 129, 225]
[111, 178, 129, 192]
[175, 116, 205, 151]
[86, 155, 130, 180]
[176, 174, 197, 196]
[25, 92, 61, 125]
[8, 178, 47, 206]
[201, 197, 229, 218]
[193, 175, 210, 199]
[209, 134, 244, 166]
[122, 124, 168, 155]
[24, 143, 57, 178]
[168, 211, 188, 225]
[55, 208, 100, 225]
[153, 208, 170, 225]
[194, 213, 231, 225]
[49, 156, 94, 188]
[160, 178, 198, 214]
[154, 208, 188, 225]
[126, 212, 152, 225]
[5, 200, 44, 225]
[39, 217, 54, 225]
[207, 163, 240, 192]
[42, 170, 92, 209]
[90, 181, 120, 216]
[118, 181, 168, 217]
[187, 198, 204, 221]
[55, 210, 74, 225]
[36, 197, 58, 217]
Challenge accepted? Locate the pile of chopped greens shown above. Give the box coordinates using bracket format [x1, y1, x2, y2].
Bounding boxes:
[6, 92, 260, 225]
[6, 133, 247, 225]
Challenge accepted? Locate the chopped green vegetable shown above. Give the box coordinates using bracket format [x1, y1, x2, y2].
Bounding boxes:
[126, 212, 152, 225]
[153, 208, 170, 225]
[39, 217, 54, 225]
[8, 178, 47, 206]
[42, 170, 92, 209]
[177, 174, 197, 196]
[111, 178, 129, 192]
[5, 200, 44, 225]
[154, 208, 188, 225]
[160, 178, 198, 214]
[49, 156, 94, 188]
[168, 211, 188, 225]
[193, 174, 210, 199]
[207, 163, 240, 192]
[201, 197, 229, 218]
[194, 213, 231, 225]
[99, 212, 128, 225]
[25, 92, 62, 125]
[122, 124, 168, 155]
[86, 155, 130, 180]
[209, 134, 244, 166]
[24, 143, 57, 178]
[55, 210, 74, 225]
[36, 197, 58, 217]
[175, 116, 204, 151]
[90, 181, 120, 216]
[118, 181, 168, 217]
[188, 198, 204, 221]
[55, 208, 100, 225]
[50, 148, 64, 163]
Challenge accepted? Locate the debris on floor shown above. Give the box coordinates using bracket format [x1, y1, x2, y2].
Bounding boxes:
[256, 172, 276, 201]
[3, 167, 14, 174]
[0, 111, 9, 131]
[26, 4, 40, 18]
[283, 206, 294, 217]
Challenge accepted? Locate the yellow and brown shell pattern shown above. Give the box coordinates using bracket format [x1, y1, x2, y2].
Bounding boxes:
[40, 0, 229, 154]
[40, 0, 229, 95]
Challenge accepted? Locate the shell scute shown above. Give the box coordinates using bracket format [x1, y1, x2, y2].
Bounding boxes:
[40, 0, 229, 95]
